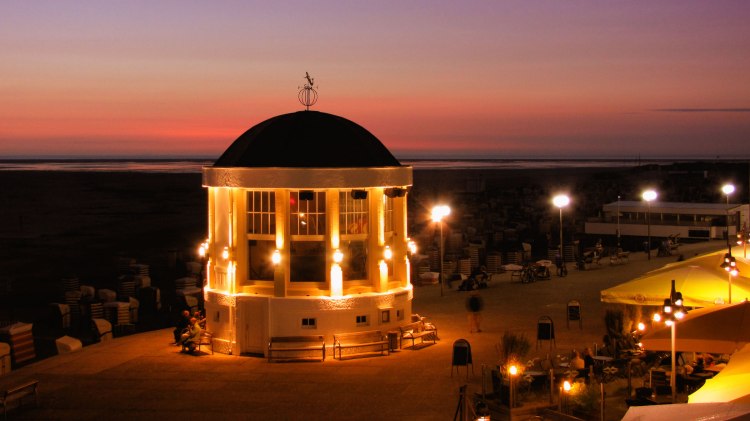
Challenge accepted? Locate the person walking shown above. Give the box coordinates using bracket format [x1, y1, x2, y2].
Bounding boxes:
[466, 291, 483, 333]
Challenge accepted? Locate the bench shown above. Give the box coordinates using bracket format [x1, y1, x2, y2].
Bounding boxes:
[398, 321, 437, 349]
[268, 335, 326, 362]
[197, 331, 213, 355]
[1, 379, 38, 419]
[333, 330, 389, 359]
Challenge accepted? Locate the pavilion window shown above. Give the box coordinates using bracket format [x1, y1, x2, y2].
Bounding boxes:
[247, 191, 276, 235]
[289, 191, 326, 282]
[290, 191, 326, 235]
[248, 239, 274, 281]
[340, 191, 369, 235]
[383, 195, 395, 278]
[246, 191, 276, 282]
[340, 191, 369, 281]
[383, 194, 393, 233]
[341, 239, 368, 280]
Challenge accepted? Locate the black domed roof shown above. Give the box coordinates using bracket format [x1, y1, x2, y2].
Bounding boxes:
[214, 111, 401, 168]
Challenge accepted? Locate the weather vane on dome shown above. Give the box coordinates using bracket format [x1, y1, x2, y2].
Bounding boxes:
[298, 72, 318, 111]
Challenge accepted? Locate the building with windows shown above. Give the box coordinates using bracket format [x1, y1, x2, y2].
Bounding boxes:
[201, 111, 413, 355]
[585, 200, 749, 241]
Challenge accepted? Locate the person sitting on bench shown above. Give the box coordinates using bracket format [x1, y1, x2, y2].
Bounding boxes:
[179, 317, 202, 352]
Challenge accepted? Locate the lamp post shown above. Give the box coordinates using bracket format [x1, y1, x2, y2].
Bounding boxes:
[431, 205, 451, 297]
[642, 190, 657, 260]
[722, 184, 735, 250]
[508, 364, 518, 419]
[553, 194, 570, 277]
[617, 195, 621, 250]
[652, 280, 686, 402]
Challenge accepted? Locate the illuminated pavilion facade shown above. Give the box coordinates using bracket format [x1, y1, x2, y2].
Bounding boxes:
[201, 111, 413, 355]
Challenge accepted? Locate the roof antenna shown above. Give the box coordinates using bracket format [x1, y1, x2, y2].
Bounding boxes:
[298, 72, 318, 111]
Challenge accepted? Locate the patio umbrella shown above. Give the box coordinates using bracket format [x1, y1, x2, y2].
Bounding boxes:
[622, 402, 750, 420]
[690, 343, 750, 404]
[601, 251, 750, 307]
[640, 301, 750, 354]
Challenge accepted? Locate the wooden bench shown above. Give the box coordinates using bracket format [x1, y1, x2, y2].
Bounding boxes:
[197, 331, 213, 355]
[1, 379, 38, 419]
[333, 330, 389, 360]
[267, 335, 325, 362]
[398, 321, 437, 349]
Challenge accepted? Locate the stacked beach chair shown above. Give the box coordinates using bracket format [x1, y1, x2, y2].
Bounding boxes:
[0, 322, 35, 367]
[486, 253, 502, 274]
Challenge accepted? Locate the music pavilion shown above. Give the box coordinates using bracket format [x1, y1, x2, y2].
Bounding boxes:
[201, 110, 413, 355]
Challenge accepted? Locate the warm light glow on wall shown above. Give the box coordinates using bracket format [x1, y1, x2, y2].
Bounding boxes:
[379, 260, 388, 291]
[222, 246, 230, 260]
[331, 264, 343, 297]
[384, 245, 393, 260]
[333, 249, 343, 263]
[206, 260, 212, 290]
[405, 256, 411, 285]
[227, 261, 236, 295]
[272, 249, 281, 265]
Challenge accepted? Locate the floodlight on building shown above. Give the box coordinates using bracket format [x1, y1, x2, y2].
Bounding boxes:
[221, 246, 230, 260]
[272, 249, 281, 265]
[333, 249, 343, 264]
[384, 246, 393, 260]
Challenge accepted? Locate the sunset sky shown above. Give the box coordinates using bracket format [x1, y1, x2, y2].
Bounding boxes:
[2, 1, 749, 159]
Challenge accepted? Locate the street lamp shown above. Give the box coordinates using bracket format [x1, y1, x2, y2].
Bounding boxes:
[553, 194, 570, 277]
[617, 195, 621, 250]
[642, 190, 657, 260]
[431, 204, 451, 297]
[652, 279, 686, 402]
[722, 184, 735, 250]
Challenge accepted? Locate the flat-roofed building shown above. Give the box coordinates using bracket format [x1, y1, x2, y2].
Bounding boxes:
[585, 200, 749, 241]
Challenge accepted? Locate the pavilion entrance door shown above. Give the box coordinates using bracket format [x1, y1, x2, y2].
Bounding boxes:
[238, 299, 267, 355]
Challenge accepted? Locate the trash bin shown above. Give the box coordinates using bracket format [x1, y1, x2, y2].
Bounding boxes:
[387, 331, 399, 351]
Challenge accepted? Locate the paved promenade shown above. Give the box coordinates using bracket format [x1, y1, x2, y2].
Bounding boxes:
[0, 241, 726, 420]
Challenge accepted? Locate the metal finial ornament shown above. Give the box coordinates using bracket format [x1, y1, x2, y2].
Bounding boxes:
[298, 72, 318, 111]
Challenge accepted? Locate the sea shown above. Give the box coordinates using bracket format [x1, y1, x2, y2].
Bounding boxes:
[0, 158, 727, 173]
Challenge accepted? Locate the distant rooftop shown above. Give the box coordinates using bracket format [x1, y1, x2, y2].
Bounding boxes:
[603, 200, 743, 214]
